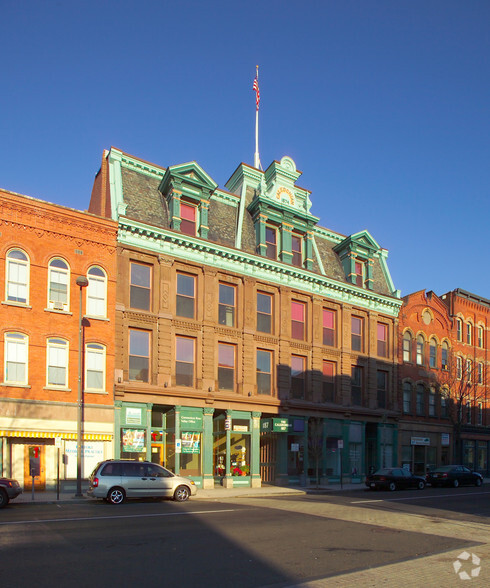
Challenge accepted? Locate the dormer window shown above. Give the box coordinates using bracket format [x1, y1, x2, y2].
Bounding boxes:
[354, 261, 365, 288]
[180, 202, 197, 236]
[291, 234, 303, 267]
[265, 226, 277, 259]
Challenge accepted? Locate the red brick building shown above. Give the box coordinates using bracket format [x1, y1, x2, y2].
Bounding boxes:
[0, 189, 117, 490]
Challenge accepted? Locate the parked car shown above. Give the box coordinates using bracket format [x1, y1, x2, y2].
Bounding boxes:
[0, 477, 22, 508]
[87, 460, 197, 504]
[426, 465, 483, 488]
[365, 467, 426, 491]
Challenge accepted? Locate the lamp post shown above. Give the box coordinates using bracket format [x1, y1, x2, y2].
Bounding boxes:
[75, 275, 89, 497]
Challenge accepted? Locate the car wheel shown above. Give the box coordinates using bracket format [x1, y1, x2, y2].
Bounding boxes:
[173, 485, 190, 502]
[475, 477, 482, 487]
[452, 479, 459, 488]
[0, 489, 9, 509]
[107, 487, 125, 505]
[417, 480, 425, 490]
[388, 482, 396, 492]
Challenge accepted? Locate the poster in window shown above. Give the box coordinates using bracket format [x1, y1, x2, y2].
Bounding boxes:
[181, 432, 200, 453]
[122, 429, 145, 452]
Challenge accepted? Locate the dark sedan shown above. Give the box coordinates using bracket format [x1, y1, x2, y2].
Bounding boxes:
[426, 465, 483, 488]
[0, 477, 22, 507]
[365, 467, 426, 491]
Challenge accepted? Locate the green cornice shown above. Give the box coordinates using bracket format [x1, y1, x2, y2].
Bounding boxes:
[212, 189, 240, 207]
[118, 218, 402, 316]
[120, 153, 166, 179]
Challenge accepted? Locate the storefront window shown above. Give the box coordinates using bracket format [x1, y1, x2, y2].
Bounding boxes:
[180, 432, 202, 477]
[121, 428, 146, 460]
[287, 435, 304, 476]
[477, 442, 487, 473]
[230, 433, 250, 476]
[464, 441, 475, 470]
[325, 438, 341, 476]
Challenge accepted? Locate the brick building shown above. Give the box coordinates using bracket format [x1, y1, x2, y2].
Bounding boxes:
[89, 148, 402, 488]
[0, 189, 117, 490]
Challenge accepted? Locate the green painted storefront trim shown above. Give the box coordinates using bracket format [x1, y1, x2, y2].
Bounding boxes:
[118, 218, 402, 316]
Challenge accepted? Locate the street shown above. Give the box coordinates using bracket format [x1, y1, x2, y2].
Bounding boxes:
[0, 486, 488, 587]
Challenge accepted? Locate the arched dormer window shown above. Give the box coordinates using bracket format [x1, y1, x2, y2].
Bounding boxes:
[6, 248, 29, 304]
[48, 258, 70, 311]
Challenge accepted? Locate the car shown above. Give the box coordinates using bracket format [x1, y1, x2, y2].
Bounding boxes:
[365, 467, 426, 491]
[87, 460, 197, 504]
[426, 465, 483, 488]
[0, 476, 23, 508]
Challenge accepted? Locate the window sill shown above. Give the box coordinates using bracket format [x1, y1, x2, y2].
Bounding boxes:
[44, 308, 73, 316]
[44, 386, 72, 392]
[2, 301, 32, 309]
[1, 383, 31, 388]
[85, 315, 109, 321]
[84, 389, 108, 395]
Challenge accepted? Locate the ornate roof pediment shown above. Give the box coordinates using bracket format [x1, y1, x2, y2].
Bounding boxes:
[159, 161, 218, 200]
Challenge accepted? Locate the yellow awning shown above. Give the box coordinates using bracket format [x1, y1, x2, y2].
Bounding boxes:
[0, 431, 113, 441]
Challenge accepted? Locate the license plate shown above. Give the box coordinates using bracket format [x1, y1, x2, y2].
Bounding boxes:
[370, 483, 375, 487]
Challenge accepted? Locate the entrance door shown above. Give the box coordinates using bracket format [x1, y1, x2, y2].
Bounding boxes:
[24, 445, 46, 490]
[260, 433, 276, 483]
[151, 444, 165, 466]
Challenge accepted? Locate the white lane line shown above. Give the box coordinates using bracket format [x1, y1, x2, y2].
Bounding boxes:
[0, 508, 237, 526]
[352, 490, 490, 504]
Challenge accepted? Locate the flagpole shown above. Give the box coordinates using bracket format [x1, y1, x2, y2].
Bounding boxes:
[253, 65, 262, 170]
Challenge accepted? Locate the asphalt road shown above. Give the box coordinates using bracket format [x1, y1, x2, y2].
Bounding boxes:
[0, 486, 486, 588]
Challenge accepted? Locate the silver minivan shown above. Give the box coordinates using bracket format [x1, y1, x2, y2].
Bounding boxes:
[87, 460, 197, 504]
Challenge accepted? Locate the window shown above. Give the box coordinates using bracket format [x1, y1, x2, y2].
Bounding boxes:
[416, 384, 425, 416]
[291, 300, 306, 340]
[4, 332, 28, 384]
[6, 249, 29, 304]
[429, 338, 437, 368]
[48, 258, 70, 311]
[291, 234, 302, 267]
[130, 262, 151, 311]
[466, 359, 472, 382]
[87, 266, 107, 317]
[478, 362, 484, 385]
[477, 326, 484, 348]
[219, 283, 236, 327]
[291, 355, 305, 399]
[85, 343, 106, 391]
[456, 318, 462, 341]
[441, 391, 449, 418]
[416, 335, 424, 366]
[441, 341, 449, 370]
[256, 349, 272, 395]
[218, 343, 235, 390]
[377, 323, 388, 357]
[477, 402, 483, 426]
[456, 356, 462, 379]
[403, 332, 412, 362]
[257, 292, 272, 333]
[351, 317, 363, 352]
[323, 309, 336, 346]
[47, 338, 68, 387]
[322, 360, 335, 403]
[377, 371, 388, 409]
[466, 322, 472, 345]
[351, 366, 363, 405]
[180, 202, 197, 236]
[129, 329, 150, 382]
[354, 261, 365, 288]
[402, 382, 412, 414]
[466, 402, 471, 424]
[265, 226, 277, 259]
[429, 387, 436, 417]
[176, 336, 194, 387]
[176, 273, 195, 319]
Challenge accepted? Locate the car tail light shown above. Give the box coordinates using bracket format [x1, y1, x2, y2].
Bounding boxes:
[93, 477, 99, 487]
[442, 473, 448, 478]
[379, 477, 386, 481]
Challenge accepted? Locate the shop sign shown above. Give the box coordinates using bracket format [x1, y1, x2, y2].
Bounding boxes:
[291, 443, 299, 452]
[225, 418, 231, 430]
[175, 439, 182, 453]
[441, 433, 450, 446]
[233, 425, 248, 432]
[181, 414, 203, 430]
[411, 436, 430, 446]
[181, 432, 200, 453]
[122, 429, 145, 451]
[125, 407, 142, 425]
[261, 418, 289, 433]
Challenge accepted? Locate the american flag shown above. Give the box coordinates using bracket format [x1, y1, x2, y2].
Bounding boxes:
[253, 75, 260, 110]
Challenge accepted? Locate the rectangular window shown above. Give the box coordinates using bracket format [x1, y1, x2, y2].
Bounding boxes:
[180, 202, 197, 236]
[377, 323, 388, 357]
[457, 356, 462, 379]
[429, 388, 436, 417]
[322, 360, 335, 403]
[291, 300, 306, 340]
[291, 234, 302, 267]
[323, 309, 336, 346]
[129, 329, 150, 382]
[466, 359, 472, 383]
[477, 326, 484, 348]
[478, 362, 484, 385]
[456, 319, 462, 341]
[354, 261, 364, 288]
[85, 343, 105, 391]
[130, 262, 151, 311]
[219, 283, 236, 327]
[176, 273, 195, 319]
[429, 340, 437, 368]
[477, 402, 483, 426]
[441, 344, 448, 370]
[5, 332, 28, 384]
[403, 383, 412, 414]
[265, 226, 277, 259]
[466, 402, 471, 424]
[257, 292, 272, 333]
[416, 384, 425, 416]
[416, 336, 424, 366]
[351, 366, 363, 405]
[256, 349, 272, 395]
[47, 338, 68, 387]
[377, 370, 388, 408]
[291, 355, 305, 399]
[351, 317, 363, 352]
[176, 336, 195, 387]
[218, 343, 235, 390]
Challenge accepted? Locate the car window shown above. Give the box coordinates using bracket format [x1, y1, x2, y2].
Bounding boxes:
[145, 464, 172, 477]
[101, 462, 122, 476]
[392, 469, 404, 477]
[462, 466, 470, 473]
[121, 463, 145, 477]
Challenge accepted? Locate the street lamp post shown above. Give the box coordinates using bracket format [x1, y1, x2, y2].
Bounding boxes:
[75, 275, 89, 497]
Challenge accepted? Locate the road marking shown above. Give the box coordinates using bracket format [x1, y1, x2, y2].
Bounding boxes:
[0, 508, 238, 526]
[352, 490, 490, 504]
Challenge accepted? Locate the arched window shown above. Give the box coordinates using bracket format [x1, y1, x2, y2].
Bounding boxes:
[48, 258, 70, 311]
[6, 249, 29, 304]
[402, 381, 412, 413]
[416, 335, 425, 366]
[466, 322, 472, 345]
[4, 332, 28, 384]
[429, 337, 437, 368]
[441, 341, 449, 370]
[456, 318, 462, 341]
[47, 338, 68, 387]
[87, 266, 107, 317]
[402, 331, 412, 362]
[416, 383, 425, 415]
[85, 343, 106, 391]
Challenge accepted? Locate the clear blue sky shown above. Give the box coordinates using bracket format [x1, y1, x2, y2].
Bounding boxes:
[2, 1, 489, 299]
